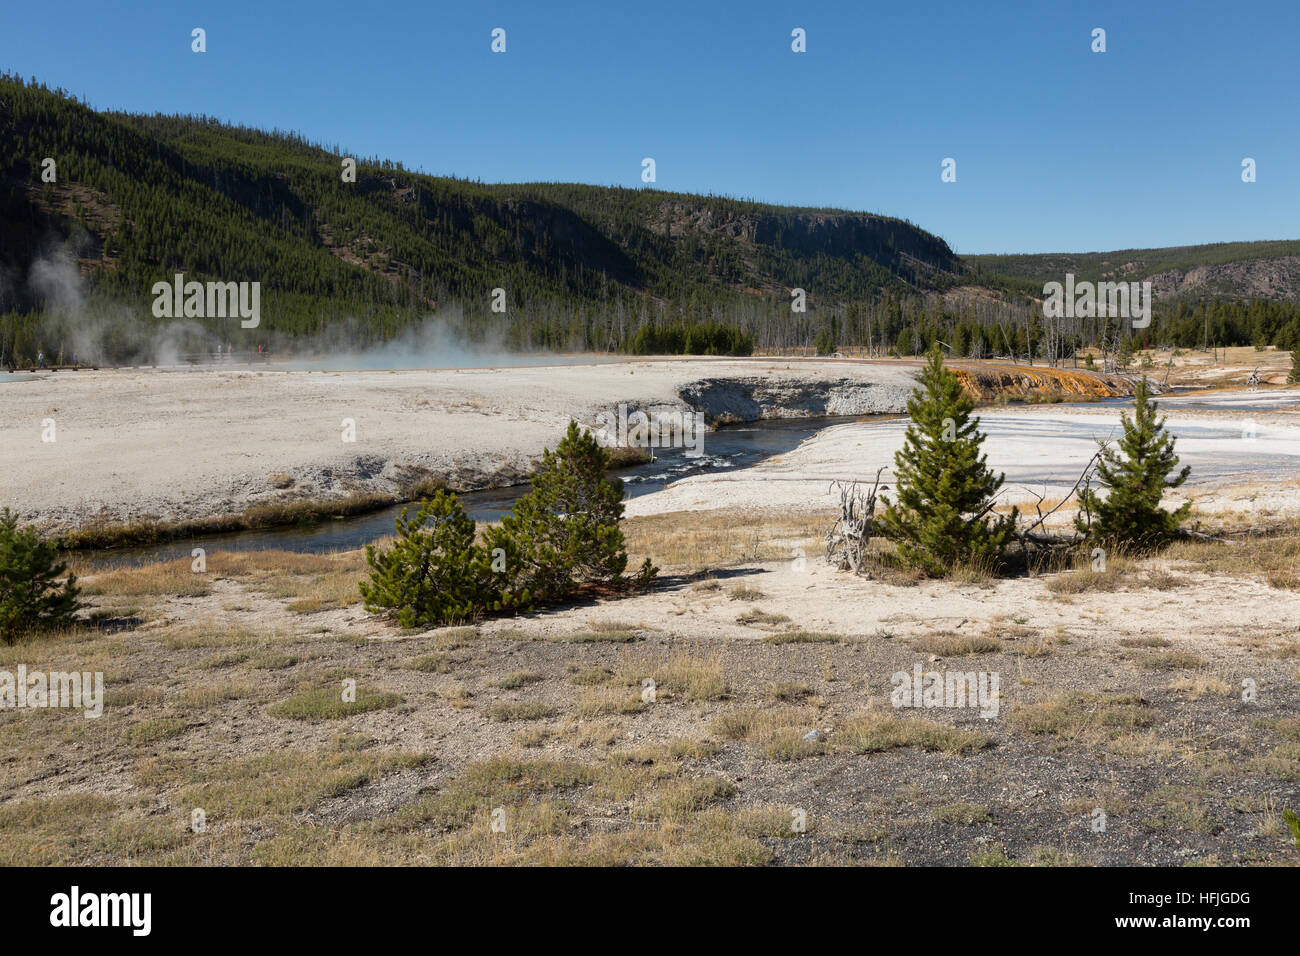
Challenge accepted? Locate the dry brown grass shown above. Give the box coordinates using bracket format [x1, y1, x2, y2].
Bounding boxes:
[1165, 674, 1234, 698]
[624, 508, 826, 570]
[79, 558, 212, 598]
[612, 652, 729, 701]
[710, 705, 825, 761]
[833, 710, 992, 755]
[574, 688, 644, 717]
[910, 632, 1002, 656]
[1009, 692, 1158, 745]
[1164, 530, 1300, 578]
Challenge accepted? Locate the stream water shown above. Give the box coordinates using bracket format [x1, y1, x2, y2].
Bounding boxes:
[75, 386, 1300, 569]
[83, 415, 890, 568]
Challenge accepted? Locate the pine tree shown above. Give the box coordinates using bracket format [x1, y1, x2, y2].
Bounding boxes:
[814, 327, 836, 356]
[485, 420, 635, 607]
[0, 508, 82, 643]
[878, 347, 1016, 576]
[1075, 376, 1191, 548]
[359, 491, 491, 628]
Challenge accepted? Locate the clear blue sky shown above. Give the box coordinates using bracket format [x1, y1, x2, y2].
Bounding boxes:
[4, 0, 1298, 254]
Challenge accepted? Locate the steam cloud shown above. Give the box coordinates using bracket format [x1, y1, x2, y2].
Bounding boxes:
[9, 247, 579, 371]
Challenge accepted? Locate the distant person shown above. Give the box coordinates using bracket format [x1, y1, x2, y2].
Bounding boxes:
[36, 351, 44, 368]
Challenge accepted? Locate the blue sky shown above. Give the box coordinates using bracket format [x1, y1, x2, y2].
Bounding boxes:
[4, 0, 1298, 254]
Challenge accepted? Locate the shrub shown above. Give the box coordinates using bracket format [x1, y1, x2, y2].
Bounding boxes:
[486, 420, 651, 607]
[358, 423, 656, 626]
[1075, 376, 1190, 548]
[1284, 808, 1300, 849]
[358, 491, 491, 628]
[878, 347, 1016, 576]
[0, 508, 81, 643]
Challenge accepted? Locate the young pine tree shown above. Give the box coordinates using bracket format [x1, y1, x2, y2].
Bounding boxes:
[878, 347, 1016, 576]
[0, 508, 82, 643]
[486, 420, 640, 607]
[359, 491, 491, 628]
[1075, 376, 1190, 548]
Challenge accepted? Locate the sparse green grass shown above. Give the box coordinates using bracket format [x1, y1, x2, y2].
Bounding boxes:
[560, 624, 644, 644]
[1043, 568, 1123, 594]
[198, 651, 251, 669]
[1135, 650, 1204, 670]
[569, 666, 613, 686]
[123, 717, 188, 744]
[267, 686, 402, 721]
[1142, 788, 1222, 835]
[1010, 692, 1157, 741]
[175, 684, 255, 708]
[709, 706, 825, 760]
[135, 749, 431, 821]
[1119, 636, 1172, 649]
[635, 777, 737, 823]
[1165, 674, 1234, 698]
[613, 653, 729, 701]
[495, 671, 544, 689]
[763, 631, 839, 645]
[910, 632, 1002, 656]
[933, 802, 992, 825]
[834, 710, 992, 755]
[736, 608, 791, 627]
[408, 654, 453, 673]
[485, 700, 557, 722]
[760, 727, 825, 761]
[574, 688, 643, 718]
[0, 793, 186, 865]
[970, 843, 1015, 866]
[247, 650, 306, 670]
[1024, 846, 1089, 866]
[1247, 742, 1300, 781]
[27, 515, 1300, 866]
[157, 625, 260, 650]
[765, 681, 814, 702]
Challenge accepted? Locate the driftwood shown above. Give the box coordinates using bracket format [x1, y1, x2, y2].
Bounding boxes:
[822, 437, 1223, 575]
[825, 469, 886, 573]
[1011, 444, 1109, 552]
[824, 449, 1111, 575]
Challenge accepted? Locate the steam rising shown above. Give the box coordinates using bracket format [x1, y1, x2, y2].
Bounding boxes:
[9, 247, 578, 371]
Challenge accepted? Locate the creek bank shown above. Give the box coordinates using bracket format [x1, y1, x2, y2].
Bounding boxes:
[3, 359, 1134, 539]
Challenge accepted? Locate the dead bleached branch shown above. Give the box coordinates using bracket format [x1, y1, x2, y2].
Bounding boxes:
[825, 468, 886, 574]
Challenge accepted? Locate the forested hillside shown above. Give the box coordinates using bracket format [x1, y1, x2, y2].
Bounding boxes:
[3, 74, 1299, 367]
[0, 74, 961, 362]
[967, 241, 1300, 302]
